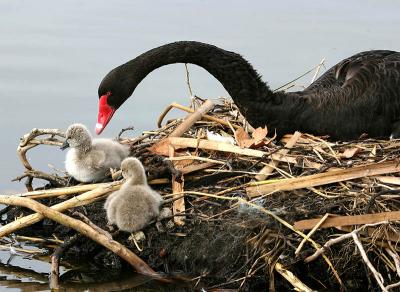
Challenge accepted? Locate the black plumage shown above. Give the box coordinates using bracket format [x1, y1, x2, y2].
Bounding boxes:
[98, 41, 400, 140]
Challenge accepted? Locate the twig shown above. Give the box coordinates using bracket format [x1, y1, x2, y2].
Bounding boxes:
[0, 182, 122, 238]
[255, 131, 301, 181]
[247, 159, 400, 198]
[274, 262, 313, 292]
[12, 169, 67, 187]
[16, 128, 66, 191]
[163, 190, 343, 287]
[157, 102, 241, 129]
[294, 210, 400, 230]
[12, 182, 111, 199]
[0, 195, 165, 280]
[385, 248, 400, 290]
[310, 58, 326, 83]
[274, 61, 327, 92]
[50, 234, 80, 290]
[352, 232, 387, 292]
[169, 147, 185, 226]
[365, 188, 400, 213]
[72, 211, 113, 239]
[117, 126, 135, 140]
[170, 99, 214, 138]
[295, 213, 330, 255]
[185, 63, 194, 97]
[305, 221, 388, 263]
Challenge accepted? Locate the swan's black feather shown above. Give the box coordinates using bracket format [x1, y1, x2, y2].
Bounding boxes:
[98, 41, 400, 140]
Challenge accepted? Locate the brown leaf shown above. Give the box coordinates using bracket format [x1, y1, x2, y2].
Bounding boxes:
[148, 139, 170, 156]
[235, 126, 268, 148]
[234, 127, 251, 148]
[341, 147, 361, 159]
[251, 127, 268, 146]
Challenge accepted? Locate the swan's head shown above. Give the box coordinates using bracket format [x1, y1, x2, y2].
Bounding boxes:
[96, 66, 136, 135]
[121, 157, 147, 185]
[61, 123, 92, 151]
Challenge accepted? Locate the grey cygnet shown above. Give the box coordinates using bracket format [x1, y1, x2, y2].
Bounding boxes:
[62, 123, 129, 182]
[105, 157, 163, 233]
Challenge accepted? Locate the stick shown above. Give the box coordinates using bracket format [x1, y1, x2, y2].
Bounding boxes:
[304, 222, 387, 263]
[247, 159, 400, 198]
[181, 162, 217, 174]
[72, 212, 113, 239]
[255, 131, 301, 181]
[184, 64, 194, 97]
[0, 196, 164, 280]
[158, 100, 215, 226]
[157, 102, 241, 129]
[17, 128, 65, 171]
[150, 137, 322, 170]
[274, 262, 313, 292]
[310, 58, 326, 83]
[352, 232, 387, 291]
[295, 213, 330, 255]
[294, 211, 400, 230]
[169, 99, 215, 137]
[169, 147, 185, 226]
[10, 183, 110, 199]
[0, 182, 121, 238]
[50, 234, 79, 290]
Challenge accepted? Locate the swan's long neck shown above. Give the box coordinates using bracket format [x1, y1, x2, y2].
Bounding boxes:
[106, 41, 301, 134]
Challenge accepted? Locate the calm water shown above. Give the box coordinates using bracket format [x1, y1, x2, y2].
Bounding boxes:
[1, 0, 400, 290]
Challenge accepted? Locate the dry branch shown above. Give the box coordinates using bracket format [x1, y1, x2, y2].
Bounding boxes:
[0, 195, 164, 280]
[160, 99, 215, 226]
[247, 159, 400, 197]
[255, 131, 302, 181]
[274, 262, 313, 292]
[0, 182, 121, 237]
[157, 102, 241, 129]
[294, 211, 400, 230]
[11, 183, 110, 199]
[169, 99, 214, 137]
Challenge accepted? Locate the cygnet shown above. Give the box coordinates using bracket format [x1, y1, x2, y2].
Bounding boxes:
[104, 157, 163, 233]
[61, 123, 129, 182]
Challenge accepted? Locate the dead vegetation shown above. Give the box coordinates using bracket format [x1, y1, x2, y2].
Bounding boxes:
[2, 64, 400, 290]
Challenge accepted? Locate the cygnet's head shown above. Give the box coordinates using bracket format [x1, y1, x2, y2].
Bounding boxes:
[61, 123, 92, 151]
[121, 157, 147, 185]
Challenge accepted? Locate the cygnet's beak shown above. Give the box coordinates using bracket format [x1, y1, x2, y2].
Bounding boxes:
[60, 140, 70, 150]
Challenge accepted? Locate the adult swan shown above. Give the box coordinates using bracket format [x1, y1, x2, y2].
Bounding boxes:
[95, 41, 400, 140]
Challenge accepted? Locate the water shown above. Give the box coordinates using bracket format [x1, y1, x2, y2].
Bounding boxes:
[0, 0, 400, 290]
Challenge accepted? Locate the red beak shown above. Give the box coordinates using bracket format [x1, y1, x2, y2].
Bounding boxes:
[96, 94, 116, 135]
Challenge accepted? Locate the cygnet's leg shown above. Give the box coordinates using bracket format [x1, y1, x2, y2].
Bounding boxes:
[128, 231, 146, 251]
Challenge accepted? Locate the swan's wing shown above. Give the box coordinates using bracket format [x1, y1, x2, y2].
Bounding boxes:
[304, 50, 399, 94]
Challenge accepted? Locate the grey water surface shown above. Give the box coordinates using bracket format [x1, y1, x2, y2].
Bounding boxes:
[1, 0, 400, 290]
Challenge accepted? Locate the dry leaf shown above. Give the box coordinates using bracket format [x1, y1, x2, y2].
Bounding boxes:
[234, 126, 268, 148]
[251, 127, 268, 146]
[341, 147, 361, 159]
[234, 127, 251, 148]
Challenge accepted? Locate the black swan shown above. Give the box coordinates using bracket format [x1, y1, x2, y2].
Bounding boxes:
[96, 41, 400, 140]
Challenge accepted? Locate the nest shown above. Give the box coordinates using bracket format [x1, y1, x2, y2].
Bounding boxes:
[3, 96, 400, 291]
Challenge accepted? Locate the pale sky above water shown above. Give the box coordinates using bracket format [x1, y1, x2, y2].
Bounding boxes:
[1, 0, 400, 195]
